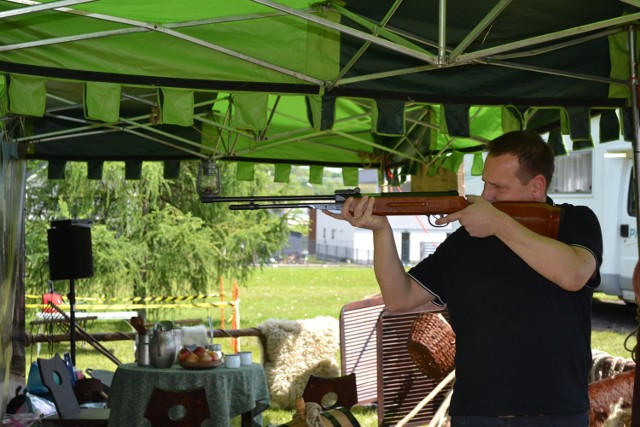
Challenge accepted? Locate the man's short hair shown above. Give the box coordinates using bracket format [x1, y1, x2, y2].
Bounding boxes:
[487, 130, 555, 186]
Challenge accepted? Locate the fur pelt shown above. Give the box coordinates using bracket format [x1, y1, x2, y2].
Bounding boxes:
[590, 349, 635, 383]
[180, 325, 208, 347]
[588, 369, 634, 427]
[602, 398, 632, 427]
[258, 317, 340, 409]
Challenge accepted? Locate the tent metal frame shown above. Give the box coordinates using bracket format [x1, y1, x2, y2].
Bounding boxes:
[15, 87, 451, 166]
[0, 0, 636, 167]
[1, 0, 638, 92]
[0, 0, 635, 165]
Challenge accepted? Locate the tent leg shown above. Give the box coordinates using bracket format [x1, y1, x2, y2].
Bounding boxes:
[627, 25, 640, 427]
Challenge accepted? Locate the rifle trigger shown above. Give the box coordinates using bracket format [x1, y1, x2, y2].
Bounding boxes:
[427, 214, 448, 228]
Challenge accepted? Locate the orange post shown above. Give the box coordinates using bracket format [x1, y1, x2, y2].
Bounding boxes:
[231, 280, 240, 352]
[219, 276, 225, 330]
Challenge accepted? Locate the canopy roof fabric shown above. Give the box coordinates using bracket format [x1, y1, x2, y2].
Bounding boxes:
[1, 0, 639, 182]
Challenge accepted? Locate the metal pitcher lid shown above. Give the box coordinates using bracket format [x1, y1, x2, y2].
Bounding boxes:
[155, 320, 173, 331]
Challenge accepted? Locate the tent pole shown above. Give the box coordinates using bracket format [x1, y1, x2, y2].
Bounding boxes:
[629, 27, 640, 249]
[627, 24, 640, 427]
[438, 0, 447, 64]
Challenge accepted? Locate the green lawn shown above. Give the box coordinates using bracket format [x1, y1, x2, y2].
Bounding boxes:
[26, 266, 636, 427]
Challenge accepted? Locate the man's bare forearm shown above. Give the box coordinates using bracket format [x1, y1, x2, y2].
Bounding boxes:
[372, 221, 432, 312]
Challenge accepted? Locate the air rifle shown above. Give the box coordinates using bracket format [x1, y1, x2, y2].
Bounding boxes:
[201, 187, 562, 239]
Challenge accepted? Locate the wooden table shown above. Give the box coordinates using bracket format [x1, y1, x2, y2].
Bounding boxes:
[108, 362, 270, 427]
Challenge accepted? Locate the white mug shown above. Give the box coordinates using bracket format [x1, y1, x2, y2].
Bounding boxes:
[238, 351, 252, 366]
[225, 354, 240, 369]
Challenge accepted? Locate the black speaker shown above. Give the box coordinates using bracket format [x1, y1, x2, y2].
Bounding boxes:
[47, 219, 94, 281]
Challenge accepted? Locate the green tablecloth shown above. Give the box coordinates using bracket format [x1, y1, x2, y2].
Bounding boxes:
[108, 363, 270, 427]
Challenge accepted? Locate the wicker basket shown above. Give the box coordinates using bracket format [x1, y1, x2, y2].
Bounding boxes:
[407, 313, 456, 379]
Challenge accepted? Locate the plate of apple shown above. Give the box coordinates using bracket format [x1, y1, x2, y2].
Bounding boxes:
[177, 346, 222, 369]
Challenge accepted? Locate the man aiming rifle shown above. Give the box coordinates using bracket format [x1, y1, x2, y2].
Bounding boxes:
[325, 130, 603, 427]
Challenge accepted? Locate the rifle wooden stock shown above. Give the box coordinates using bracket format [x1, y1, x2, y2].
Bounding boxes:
[352, 195, 561, 239]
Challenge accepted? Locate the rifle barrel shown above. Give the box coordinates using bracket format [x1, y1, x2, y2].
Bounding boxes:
[229, 202, 341, 211]
[201, 189, 459, 204]
[202, 194, 349, 204]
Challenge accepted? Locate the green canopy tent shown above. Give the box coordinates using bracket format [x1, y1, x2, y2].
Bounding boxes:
[2, 0, 640, 421]
[1, 0, 638, 181]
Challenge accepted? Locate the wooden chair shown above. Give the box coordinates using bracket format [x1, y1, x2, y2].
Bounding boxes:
[37, 354, 109, 426]
[302, 373, 358, 411]
[143, 386, 211, 427]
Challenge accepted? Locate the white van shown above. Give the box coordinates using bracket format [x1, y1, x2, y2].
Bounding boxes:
[463, 133, 637, 304]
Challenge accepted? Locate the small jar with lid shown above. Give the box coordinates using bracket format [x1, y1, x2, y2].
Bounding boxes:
[207, 343, 223, 360]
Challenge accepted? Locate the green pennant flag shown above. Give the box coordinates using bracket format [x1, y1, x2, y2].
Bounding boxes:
[274, 164, 292, 183]
[9, 74, 46, 116]
[310, 166, 324, 184]
[161, 88, 194, 126]
[85, 82, 121, 123]
[237, 162, 255, 181]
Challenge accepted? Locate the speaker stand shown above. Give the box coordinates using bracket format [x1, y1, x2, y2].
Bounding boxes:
[67, 278, 77, 366]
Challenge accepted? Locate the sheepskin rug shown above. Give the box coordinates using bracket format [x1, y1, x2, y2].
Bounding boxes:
[258, 316, 340, 409]
[602, 398, 631, 427]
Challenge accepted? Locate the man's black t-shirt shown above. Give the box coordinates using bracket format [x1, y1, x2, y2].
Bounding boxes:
[407, 203, 603, 416]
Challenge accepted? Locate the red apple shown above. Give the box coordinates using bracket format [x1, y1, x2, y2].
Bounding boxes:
[185, 352, 199, 363]
[199, 352, 213, 362]
[177, 348, 191, 362]
[208, 351, 220, 361]
[193, 346, 207, 357]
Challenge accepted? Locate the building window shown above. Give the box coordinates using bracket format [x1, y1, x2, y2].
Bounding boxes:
[420, 242, 438, 258]
[549, 151, 592, 194]
[401, 233, 410, 263]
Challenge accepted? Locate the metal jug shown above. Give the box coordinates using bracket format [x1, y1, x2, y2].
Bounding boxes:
[137, 333, 151, 367]
[149, 321, 176, 369]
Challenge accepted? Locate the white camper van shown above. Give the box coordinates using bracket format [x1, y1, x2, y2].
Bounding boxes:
[463, 135, 638, 304]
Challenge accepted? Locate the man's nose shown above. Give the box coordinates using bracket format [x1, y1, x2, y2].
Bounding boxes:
[481, 186, 494, 203]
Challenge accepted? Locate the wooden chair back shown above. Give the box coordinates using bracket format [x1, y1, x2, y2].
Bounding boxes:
[144, 386, 210, 427]
[302, 373, 358, 410]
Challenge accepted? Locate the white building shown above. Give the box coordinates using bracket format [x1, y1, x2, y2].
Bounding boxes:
[315, 212, 452, 265]
[312, 169, 454, 265]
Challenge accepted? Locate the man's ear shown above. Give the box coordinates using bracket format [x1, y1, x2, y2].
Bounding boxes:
[531, 174, 547, 198]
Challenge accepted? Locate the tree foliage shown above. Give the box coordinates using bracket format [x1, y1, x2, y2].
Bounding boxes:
[24, 160, 290, 299]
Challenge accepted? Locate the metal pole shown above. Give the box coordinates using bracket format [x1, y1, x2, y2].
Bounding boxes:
[68, 278, 77, 366]
[438, 0, 447, 65]
[629, 29, 640, 252]
[627, 25, 640, 427]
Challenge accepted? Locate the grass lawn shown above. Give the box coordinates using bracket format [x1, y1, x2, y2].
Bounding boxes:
[25, 265, 636, 427]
